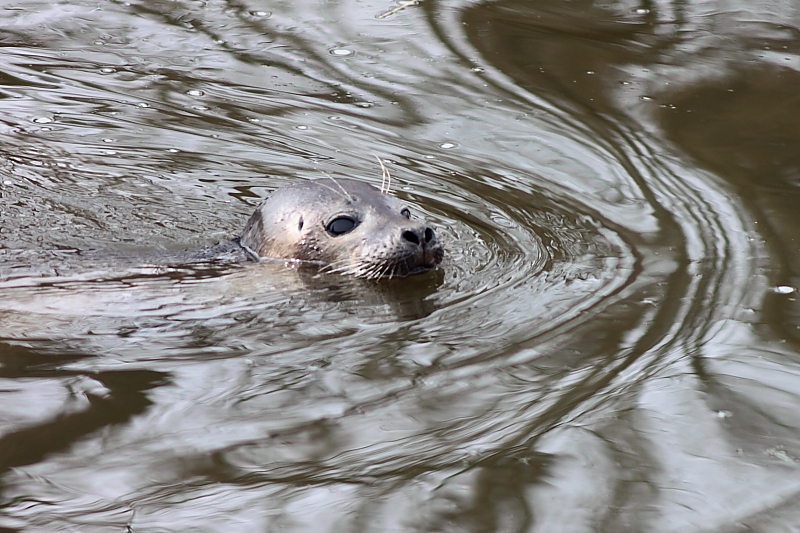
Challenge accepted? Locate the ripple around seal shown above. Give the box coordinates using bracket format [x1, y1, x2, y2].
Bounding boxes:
[390, 171, 638, 369]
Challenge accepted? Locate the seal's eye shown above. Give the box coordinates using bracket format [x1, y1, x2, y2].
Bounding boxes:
[401, 208, 411, 219]
[326, 216, 358, 236]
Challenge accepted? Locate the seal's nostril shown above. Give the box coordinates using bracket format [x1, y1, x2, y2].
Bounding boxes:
[424, 227, 434, 243]
[402, 230, 420, 245]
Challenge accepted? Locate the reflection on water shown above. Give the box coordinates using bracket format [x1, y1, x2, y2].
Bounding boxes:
[1, 0, 800, 531]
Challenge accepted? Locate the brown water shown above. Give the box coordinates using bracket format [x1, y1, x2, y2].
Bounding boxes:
[1, 0, 800, 531]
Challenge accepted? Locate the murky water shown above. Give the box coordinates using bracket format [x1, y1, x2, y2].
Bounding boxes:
[1, 0, 800, 531]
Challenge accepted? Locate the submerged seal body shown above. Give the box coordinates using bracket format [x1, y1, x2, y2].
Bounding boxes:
[240, 178, 444, 279]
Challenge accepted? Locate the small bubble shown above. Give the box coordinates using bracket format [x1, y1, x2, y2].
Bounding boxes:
[191, 105, 209, 111]
[586, 70, 595, 75]
[102, 138, 115, 143]
[94, 40, 105, 45]
[439, 142, 458, 149]
[32, 117, 53, 124]
[471, 67, 485, 73]
[167, 148, 180, 153]
[634, 8, 650, 14]
[100, 67, 115, 74]
[137, 102, 150, 108]
[328, 115, 341, 120]
[639, 95, 653, 101]
[187, 89, 205, 96]
[330, 48, 355, 57]
[248, 118, 260, 122]
[104, 150, 118, 155]
[250, 10, 271, 17]
[3, 180, 13, 185]
[356, 102, 373, 108]
[30, 160, 43, 166]
[774, 286, 796, 294]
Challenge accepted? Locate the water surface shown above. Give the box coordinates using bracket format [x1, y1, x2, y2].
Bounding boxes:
[2, 0, 800, 531]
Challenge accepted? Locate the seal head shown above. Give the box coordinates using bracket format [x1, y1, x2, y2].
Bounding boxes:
[240, 178, 444, 279]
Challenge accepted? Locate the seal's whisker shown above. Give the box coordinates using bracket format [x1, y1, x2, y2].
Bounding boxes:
[322, 258, 372, 278]
[321, 261, 353, 275]
[308, 253, 422, 280]
[366, 262, 383, 280]
[378, 261, 393, 280]
[376, 156, 391, 194]
[361, 260, 383, 280]
[369, 259, 392, 280]
[353, 259, 383, 280]
[318, 172, 355, 200]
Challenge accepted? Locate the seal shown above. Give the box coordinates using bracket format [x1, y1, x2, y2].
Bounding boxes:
[240, 178, 444, 279]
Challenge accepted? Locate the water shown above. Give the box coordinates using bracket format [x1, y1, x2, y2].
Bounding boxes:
[1, 0, 800, 531]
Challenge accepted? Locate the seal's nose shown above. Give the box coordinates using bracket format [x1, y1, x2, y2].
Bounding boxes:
[402, 226, 436, 247]
[402, 229, 420, 245]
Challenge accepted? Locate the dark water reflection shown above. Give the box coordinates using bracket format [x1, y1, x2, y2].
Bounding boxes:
[1, 0, 800, 531]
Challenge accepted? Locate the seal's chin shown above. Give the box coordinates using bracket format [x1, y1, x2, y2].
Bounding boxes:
[392, 246, 444, 278]
[406, 263, 436, 276]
